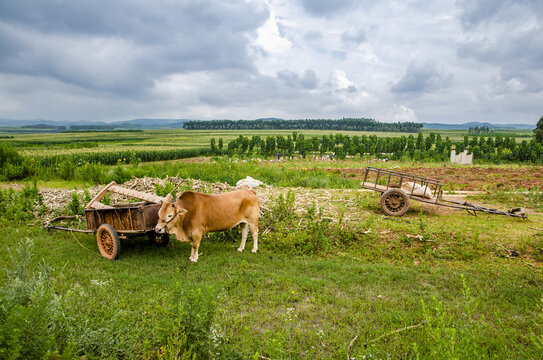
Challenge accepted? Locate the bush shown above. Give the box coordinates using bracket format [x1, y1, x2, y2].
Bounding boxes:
[0, 143, 35, 180]
[66, 192, 84, 216]
[1, 240, 242, 359]
[76, 162, 106, 184]
[411, 275, 499, 359]
[0, 240, 76, 359]
[261, 191, 355, 255]
[0, 183, 44, 224]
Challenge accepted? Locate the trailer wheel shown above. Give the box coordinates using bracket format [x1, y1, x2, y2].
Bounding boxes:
[148, 232, 170, 247]
[97, 224, 120, 260]
[380, 189, 410, 216]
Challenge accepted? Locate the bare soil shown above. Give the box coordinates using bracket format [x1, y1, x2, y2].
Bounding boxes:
[328, 166, 543, 191]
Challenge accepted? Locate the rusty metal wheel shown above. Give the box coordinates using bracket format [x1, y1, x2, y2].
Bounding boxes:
[148, 232, 170, 247]
[96, 224, 120, 260]
[380, 189, 410, 216]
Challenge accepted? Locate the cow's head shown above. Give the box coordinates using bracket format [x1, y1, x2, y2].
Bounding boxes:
[155, 194, 188, 234]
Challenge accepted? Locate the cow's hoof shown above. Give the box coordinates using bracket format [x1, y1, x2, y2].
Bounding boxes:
[251, 248, 258, 253]
[189, 257, 198, 263]
[237, 248, 244, 252]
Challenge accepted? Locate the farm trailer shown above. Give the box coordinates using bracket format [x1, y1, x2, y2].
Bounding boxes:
[44, 181, 169, 259]
[361, 167, 526, 219]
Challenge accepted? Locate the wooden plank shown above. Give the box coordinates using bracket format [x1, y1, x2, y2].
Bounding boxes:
[85, 181, 116, 210]
[87, 202, 115, 210]
[109, 185, 164, 203]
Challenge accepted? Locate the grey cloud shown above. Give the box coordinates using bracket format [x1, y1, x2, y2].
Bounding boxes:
[342, 30, 367, 45]
[457, 0, 543, 29]
[456, 0, 543, 92]
[391, 61, 454, 94]
[277, 69, 318, 89]
[304, 31, 323, 42]
[457, 0, 504, 28]
[298, 0, 358, 17]
[0, 1, 269, 93]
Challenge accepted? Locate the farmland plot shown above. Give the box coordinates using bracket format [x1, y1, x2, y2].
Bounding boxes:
[1, 166, 542, 359]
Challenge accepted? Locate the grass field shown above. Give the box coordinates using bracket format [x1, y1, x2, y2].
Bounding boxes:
[1, 127, 542, 358]
[1, 156, 543, 359]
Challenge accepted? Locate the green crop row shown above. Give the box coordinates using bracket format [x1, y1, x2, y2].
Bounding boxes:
[216, 132, 543, 164]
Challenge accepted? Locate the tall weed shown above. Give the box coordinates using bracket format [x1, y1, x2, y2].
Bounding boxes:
[0, 182, 44, 223]
[412, 275, 500, 359]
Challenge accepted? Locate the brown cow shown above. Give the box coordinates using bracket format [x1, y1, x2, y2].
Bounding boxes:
[155, 190, 260, 262]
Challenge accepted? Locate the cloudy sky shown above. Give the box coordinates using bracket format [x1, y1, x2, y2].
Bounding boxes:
[0, 0, 542, 124]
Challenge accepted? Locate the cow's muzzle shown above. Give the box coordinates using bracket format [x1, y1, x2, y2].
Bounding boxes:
[155, 224, 165, 233]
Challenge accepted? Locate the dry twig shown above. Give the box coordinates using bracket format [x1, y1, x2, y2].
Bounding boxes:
[347, 333, 358, 360]
[364, 320, 427, 348]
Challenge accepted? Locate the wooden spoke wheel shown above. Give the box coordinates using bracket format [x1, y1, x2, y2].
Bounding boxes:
[148, 232, 170, 247]
[380, 189, 410, 216]
[96, 224, 120, 260]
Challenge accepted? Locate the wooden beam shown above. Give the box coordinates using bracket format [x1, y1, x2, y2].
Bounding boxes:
[85, 181, 116, 210]
[87, 202, 115, 210]
[109, 185, 164, 203]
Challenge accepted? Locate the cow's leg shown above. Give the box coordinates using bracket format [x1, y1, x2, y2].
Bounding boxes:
[189, 235, 202, 262]
[237, 222, 249, 252]
[189, 243, 196, 262]
[249, 220, 258, 253]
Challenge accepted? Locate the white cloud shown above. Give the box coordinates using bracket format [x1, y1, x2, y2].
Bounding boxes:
[255, 1, 292, 53]
[0, 0, 541, 124]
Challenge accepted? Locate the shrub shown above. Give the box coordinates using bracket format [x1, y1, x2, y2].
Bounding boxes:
[66, 192, 84, 216]
[411, 275, 499, 359]
[105, 163, 132, 184]
[0, 143, 35, 180]
[58, 160, 76, 180]
[0, 183, 44, 223]
[261, 191, 353, 255]
[0, 240, 77, 359]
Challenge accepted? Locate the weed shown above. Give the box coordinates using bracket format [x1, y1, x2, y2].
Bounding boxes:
[66, 192, 84, 216]
[532, 296, 543, 352]
[154, 181, 178, 198]
[0, 183, 43, 224]
[0, 240, 75, 359]
[412, 275, 497, 359]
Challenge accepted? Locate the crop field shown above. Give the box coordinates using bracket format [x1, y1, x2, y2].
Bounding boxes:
[0, 128, 534, 159]
[1, 128, 542, 359]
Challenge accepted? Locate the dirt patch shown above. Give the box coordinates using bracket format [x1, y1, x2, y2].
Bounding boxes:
[328, 166, 543, 191]
[39, 177, 233, 213]
[0, 183, 25, 191]
[36, 176, 497, 222]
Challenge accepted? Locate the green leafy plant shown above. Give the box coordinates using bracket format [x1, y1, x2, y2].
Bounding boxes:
[412, 275, 496, 359]
[66, 192, 84, 216]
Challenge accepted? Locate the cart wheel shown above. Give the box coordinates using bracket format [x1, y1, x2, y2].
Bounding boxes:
[97, 224, 120, 260]
[380, 189, 410, 216]
[148, 232, 170, 247]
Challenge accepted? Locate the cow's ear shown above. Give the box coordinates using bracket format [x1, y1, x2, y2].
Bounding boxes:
[164, 193, 173, 203]
[176, 208, 188, 216]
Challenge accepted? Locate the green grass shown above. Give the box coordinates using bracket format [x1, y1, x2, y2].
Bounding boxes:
[1, 185, 542, 359]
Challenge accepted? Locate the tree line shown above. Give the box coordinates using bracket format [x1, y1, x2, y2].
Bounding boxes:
[211, 132, 543, 164]
[185, 118, 423, 132]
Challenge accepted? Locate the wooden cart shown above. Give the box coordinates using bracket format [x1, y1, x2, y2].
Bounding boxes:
[44, 181, 169, 260]
[361, 167, 526, 218]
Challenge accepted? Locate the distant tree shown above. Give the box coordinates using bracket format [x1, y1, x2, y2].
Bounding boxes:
[535, 115, 543, 144]
[415, 132, 424, 151]
[210, 138, 217, 154]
